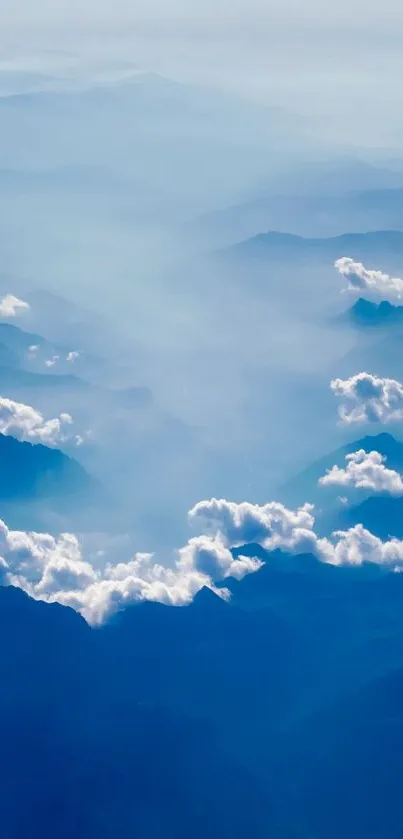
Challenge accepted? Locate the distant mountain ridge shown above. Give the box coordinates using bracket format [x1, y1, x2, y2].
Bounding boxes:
[221, 229, 403, 262]
[339, 493, 403, 539]
[0, 322, 48, 355]
[0, 432, 96, 501]
[0, 321, 152, 410]
[280, 432, 403, 507]
[344, 298, 403, 326]
[195, 186, 403, 247]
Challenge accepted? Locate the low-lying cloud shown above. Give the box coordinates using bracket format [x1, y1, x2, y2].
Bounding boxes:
[0, 396, 75, 447]
[3, 495, 403, 625]
[335, 257, 403, 306]
[331, 372, 403, 424]
[189, 497, 318, 555]
[0, 517, 263, 625]
[45, 355, 60, 368]
[319, 449, 403, 494]
[188, 497, 403, 570]
[0, 294, 30, 318]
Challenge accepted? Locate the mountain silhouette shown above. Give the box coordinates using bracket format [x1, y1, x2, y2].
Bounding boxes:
[0, 321, 48, 356]
[220, 229, 403, 263]
[281, 431, 403, 507]
[194, 186, 403, 247]
[340, 493, 403, 539]
[0, 584, 276, 839]
[3, 547, 403, 837]
[0, 432, 96, 502]
[338, 326, 403, 381]
[344, 297, 403, 326]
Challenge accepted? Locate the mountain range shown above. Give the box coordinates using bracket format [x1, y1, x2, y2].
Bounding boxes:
[344, 297, 403, 327]
[220, 229, 403, 265]
[0, 432, 94, 502]
[0, 431, 101, 533]
[3, 544, 403, 838]
[281, 431, 403, 507]
[0, 322, 152, 417]
[194, 185, 403, 246]
[280, 431, 403, 542]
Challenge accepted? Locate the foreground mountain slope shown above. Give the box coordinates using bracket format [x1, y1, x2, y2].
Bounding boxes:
[4, 540, 403, 837]
[0, 585, 277, 839]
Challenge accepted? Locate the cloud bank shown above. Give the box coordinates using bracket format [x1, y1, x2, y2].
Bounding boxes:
[0, 518, 263, 625]
[319, 449, 403, 495]
[335, 257, 403, 305]
[331, 372, 403, 424]
[3, 496, 403, 625]
[188, 497, 403, 570]
[189, 497, 319, 555]
[0, 396, 74, 447]
[0, 294, 30, 318]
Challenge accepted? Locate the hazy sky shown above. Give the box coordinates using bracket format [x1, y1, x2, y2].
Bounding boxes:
[0, 0, 401, 146]
[0, 0, 403, 111]
[1, 0, 402, 28]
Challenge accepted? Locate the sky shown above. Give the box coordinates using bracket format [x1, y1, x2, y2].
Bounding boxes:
[1, 0, 403, 146]
[3, 5, 403, 837]
[1, 0, 403, 583]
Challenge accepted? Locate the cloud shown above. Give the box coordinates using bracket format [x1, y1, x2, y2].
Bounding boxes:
[330, 372, 403, 424]
[0, 518, 262, 625]
[187, 496, 403, 570]
[177, 533, 262, 581]
[335, 257, 403, 305]
[0, 396, 74, 446]
[3, 495, 403, 624]
[319, 449, 403, 495]
[328, 524, 403, 567]
[66, 351, 80, 363]
[45, 355, 59, 368]
[0, 294, 30, 318]
[189, 497, 318, 554]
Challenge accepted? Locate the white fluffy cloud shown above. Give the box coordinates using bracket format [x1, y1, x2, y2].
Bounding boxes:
[45, 355, 59, 368]
[335, 257, 403, 305]
[3, 496, 403, 625]
[0, 518, 262, 625]
[189, 497, 319, 555]
[328, 524, 403, 567]
[331, 372, 403, 424]
[0, 396, 75, 446]
[319, 449, 403, 495]
[0, 294, 30, 318]
[188, 496, 403, 570]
